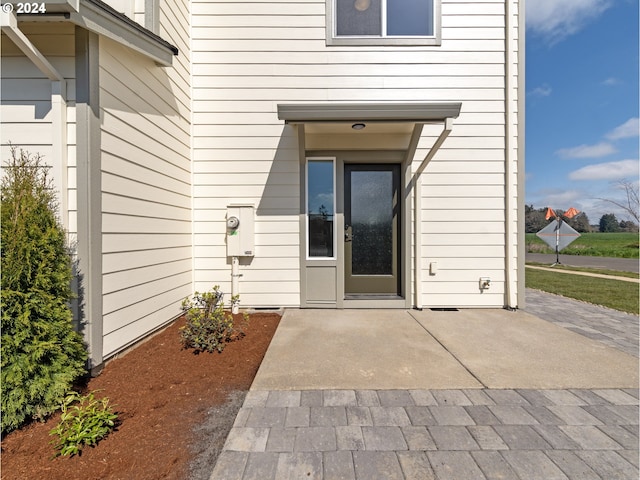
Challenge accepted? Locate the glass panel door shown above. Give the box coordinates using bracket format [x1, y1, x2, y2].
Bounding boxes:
[344, 164, 400, 295]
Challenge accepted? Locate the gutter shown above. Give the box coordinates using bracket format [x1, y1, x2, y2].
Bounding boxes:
[413, 117, 454, 309]
[13, 0, 177, 66]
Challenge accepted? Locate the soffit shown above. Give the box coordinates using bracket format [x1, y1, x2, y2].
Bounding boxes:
[278, 102, 461, 152]
[13, 0, 177, 66]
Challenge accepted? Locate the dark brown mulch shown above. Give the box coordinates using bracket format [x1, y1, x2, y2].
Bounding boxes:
[1, 312, 281, 480]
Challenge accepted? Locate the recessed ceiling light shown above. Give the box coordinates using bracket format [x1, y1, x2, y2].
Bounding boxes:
[352, 123, 366, 130]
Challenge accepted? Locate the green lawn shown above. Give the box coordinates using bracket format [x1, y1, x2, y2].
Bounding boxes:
[526, 232, 639, 258]
[526, 268, 640, 314]
[526, 262, 639, 279]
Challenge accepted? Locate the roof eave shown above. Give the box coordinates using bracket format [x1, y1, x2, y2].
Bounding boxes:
[16, 0, 177, 66]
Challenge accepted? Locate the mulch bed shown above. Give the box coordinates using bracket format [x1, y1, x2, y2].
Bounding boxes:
[1, 312, 281, 480]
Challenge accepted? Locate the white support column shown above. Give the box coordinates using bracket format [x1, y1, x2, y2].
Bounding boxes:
[51, 81, 69, 229]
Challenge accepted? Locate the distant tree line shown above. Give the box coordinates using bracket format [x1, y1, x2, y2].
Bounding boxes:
[525, 205, 639, 234]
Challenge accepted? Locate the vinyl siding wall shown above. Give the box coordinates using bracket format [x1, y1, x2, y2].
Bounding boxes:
[99, 0, 192, 357]
[0, 23, 77, 235]
[192, 0, 520, 308]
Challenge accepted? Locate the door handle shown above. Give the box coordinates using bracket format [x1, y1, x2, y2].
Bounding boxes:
[345, 225, 353, 242]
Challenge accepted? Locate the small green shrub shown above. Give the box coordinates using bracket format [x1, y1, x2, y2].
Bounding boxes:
[180, 286, 248, 354]
[1, 147, 87, 433]
[49, 390, 118, 457]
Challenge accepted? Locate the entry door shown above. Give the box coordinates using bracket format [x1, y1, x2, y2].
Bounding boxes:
[344, 164, 400, 296]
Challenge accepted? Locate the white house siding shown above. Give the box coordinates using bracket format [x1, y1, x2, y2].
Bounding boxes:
[0, 23, 77, 235]
[416, 0, 520, 308]
[99, 0, 192, 357]
[192, 0, 520, 307]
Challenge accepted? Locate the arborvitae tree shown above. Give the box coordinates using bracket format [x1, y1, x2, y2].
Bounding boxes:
[1, 147, 87, 434]
[599, 213, 621, 233]
[567, 212, 591, 233]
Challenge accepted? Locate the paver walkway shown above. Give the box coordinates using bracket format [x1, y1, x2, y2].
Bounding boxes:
[209, 291, 639, 479]
[212, 387, 638, 480]
[525, 288, 639, 357]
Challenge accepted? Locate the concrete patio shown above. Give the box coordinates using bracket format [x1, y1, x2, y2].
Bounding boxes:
[209, 293, 639, 479]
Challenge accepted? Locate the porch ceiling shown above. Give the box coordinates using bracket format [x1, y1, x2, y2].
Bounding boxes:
[279, 102, 461, 151]
[279, 102, 461, 152]
[304, 122, 414, 135]
[10, 0, 178, 65]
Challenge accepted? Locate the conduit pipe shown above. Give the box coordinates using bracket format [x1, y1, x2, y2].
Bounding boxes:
[413, 117, 453, 310]
[1, 11, 68, 228]
[231, 256, 240, 314]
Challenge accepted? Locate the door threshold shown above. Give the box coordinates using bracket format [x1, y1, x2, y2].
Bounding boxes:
[343, 296, 408, 308]
[345, 294, 403, 300]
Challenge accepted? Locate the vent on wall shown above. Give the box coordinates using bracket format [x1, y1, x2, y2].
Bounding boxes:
[430, 308, 459, 312]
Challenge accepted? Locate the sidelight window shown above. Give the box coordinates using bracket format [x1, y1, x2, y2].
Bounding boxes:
[307, 158, 336, 259]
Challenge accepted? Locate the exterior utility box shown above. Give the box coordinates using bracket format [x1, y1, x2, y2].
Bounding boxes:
[226, 205, 255, 257]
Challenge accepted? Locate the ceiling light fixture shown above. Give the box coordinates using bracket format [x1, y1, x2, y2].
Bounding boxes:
[351, 123, 366, 130]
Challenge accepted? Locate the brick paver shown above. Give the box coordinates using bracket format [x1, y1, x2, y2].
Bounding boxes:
[525, 288, 639, 357]
[210, 387, 639, 480]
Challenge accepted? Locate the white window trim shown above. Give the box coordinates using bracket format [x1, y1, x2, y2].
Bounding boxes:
[306, 157, 337, 260]
[326, 0, 441, 46]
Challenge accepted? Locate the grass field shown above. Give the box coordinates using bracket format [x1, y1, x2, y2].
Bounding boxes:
[526, 232, 639, 258]
[526, 268, 639, 314]
[526, 262, 639, 279]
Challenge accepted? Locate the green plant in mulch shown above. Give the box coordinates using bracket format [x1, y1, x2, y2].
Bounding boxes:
[49, 390, 118, 457]
[179, 286, 249, 354]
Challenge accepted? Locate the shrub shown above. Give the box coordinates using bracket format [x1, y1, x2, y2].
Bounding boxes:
[1, 147, 87, 434]
[49, 390, 118, 457]
[180, 286, 248, 354]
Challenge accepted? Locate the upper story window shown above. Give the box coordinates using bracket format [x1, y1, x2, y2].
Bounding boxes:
[327, 0, 441, 46]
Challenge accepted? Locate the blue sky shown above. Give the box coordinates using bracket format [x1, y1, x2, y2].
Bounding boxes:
[526, 0, 639, 224]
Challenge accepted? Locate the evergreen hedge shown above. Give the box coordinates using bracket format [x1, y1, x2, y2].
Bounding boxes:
[1, 147, 87, 434]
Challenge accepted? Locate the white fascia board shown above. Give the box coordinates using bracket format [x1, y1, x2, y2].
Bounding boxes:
[278, 102, 462, 124]
[16, 0, 177, 66]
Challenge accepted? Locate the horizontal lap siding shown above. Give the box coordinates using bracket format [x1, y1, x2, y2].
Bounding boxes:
[0, 24, 77, 235]
[192, 0, 516, 307]
[99, 0, 192, 357]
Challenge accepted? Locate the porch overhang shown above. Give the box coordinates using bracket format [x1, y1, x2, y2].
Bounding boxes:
[278, 102, 462, 125]
[5, 0, 178, 66]
[278, 102, 461, 152]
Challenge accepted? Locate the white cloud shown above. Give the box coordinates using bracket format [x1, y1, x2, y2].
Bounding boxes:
[602, 77, 621, 86]
[605, 118, 640, 140]
[556, 142, 617, 159]
[529, 188, 584, 207]
[569, 159, 639, 180]
[526, 0, 612, 43]
[528, 84, 552, 98]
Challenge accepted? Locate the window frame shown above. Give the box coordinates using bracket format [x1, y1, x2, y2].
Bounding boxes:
[306, 157, 337, 260]
[326, 0, 441, 46]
